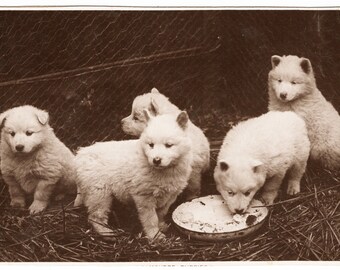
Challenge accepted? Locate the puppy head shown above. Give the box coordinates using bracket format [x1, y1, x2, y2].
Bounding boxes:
[140, 110, 191, 169]
[121, 87, 177, 137]
[214, 157, 266, 214]
[0, 105, 50, 155]
[268, 55, 316, 102]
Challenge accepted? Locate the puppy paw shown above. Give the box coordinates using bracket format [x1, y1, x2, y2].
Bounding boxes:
[261, 194, 275, 206]
[151, 232, 166, 242]
[287, 182, 300, 195]
[74, 194, 83, 207]
[99, 230, 117, 242]
[159, 221, 170, 233]
[147, 229, 166, 242]
[10, 198, 26, 208]
[29, 200, 48, 214]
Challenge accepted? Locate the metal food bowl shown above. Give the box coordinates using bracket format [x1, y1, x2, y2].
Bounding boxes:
[172, 195, 269, 241]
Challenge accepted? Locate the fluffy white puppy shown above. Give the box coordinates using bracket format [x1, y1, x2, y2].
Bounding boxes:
[75, 111, 192, 241]
[0, 105, 77, 214]
[121, 88, 210, 200]
[268, 55, 340, 170]
[214, 111, 310, 214]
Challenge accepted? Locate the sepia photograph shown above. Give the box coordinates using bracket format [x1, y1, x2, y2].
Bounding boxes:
[0, 1, 339, 264]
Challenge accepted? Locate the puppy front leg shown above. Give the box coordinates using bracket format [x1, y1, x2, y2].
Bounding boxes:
[29, 178, 57, 214]
[261, 173, 285, 205]
[3, 175, 26, 208]
[157, 193, 178, 232]
[184, 170, 202, 201]
[133, 195, 164, 241]
[87, 195, 114, 238]
[74, 186, 83, 207]
[286, 160, 307, 196]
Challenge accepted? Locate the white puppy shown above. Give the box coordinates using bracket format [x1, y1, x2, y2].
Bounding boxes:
[0, 105, 77, 214]
[75, 111, 192, 241]
[121, 88, 210, 200]
[268, 55, 340, 170]
[214, 111, 310, 214]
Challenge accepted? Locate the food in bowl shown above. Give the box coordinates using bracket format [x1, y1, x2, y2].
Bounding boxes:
[172, 195, 268, 241]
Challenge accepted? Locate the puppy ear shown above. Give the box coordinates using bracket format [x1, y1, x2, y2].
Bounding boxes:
[219, 160, 229, 171]
[151, 87, 160, 94]
[176, 111, 189, 130]
[143, 108, 153, 123]
[36, 110, 49, 125]
[0, 114, 7, 131]
[251, 160, 264, 174]
[300, 57, 312, 74]
[149, 98, 160, 116]
[0, 109, 11, 131]
[271, 55, 282, 68]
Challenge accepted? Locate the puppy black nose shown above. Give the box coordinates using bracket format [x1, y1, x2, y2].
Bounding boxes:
[235, 208, 245, 214]
[280, 93, 287, 100]
[15, 144, 24, 152]
[153, 157, 162, 166]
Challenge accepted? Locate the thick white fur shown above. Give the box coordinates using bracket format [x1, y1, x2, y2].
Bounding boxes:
[75, 112, 192, 241]
[0, 105, 77, 214]
[121, 88, 210, 200]
[268, 55, 340, 170]
[214, 111, 310, 213]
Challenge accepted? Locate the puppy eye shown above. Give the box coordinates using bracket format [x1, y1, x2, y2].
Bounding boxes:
[26, 131, 33, 136]
[291, 81, 296, 85]
[133, 115, 139, 121]
[277, 79, 282, 83]
[244, 191, 251, 196]
[165, 143, 173, 148]
[9, 131, 15, 137]
[228, 191, 235, 196]
[149, 143, 154, 148]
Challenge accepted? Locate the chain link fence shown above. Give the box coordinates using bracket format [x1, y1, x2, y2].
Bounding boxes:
[0, 11, 222, 151]
[0, 10, 339, 152]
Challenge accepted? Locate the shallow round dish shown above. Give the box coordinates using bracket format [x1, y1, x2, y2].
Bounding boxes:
[172, 195, 268, 241]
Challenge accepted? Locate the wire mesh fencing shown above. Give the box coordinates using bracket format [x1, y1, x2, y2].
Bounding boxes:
[0, 11, 224, 150]
[0, 10, 339, 152]
[0, 10, 339, 262]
